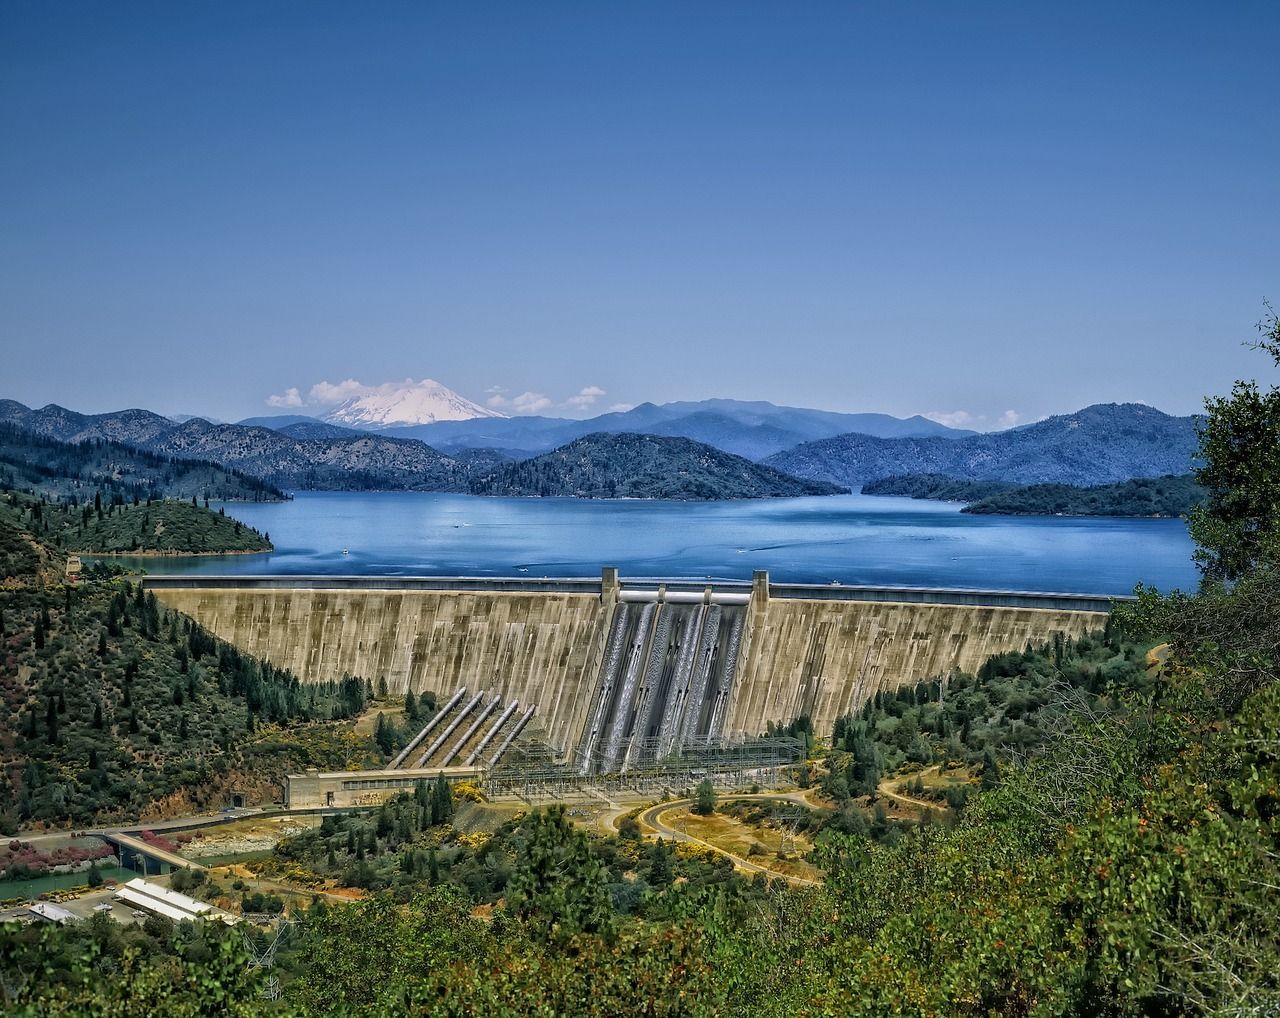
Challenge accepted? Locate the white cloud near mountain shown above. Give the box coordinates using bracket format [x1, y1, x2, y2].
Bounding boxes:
[487, 390, 552, 414]
[924, 409, 1025, 432]
[266, 387, 304, 408]
[267, 377, 617, 420]
[924, 409, 978, 428]
[487, 385, 610, 415]
[308, 378, 374, 405]
[565, 385, 606, 410]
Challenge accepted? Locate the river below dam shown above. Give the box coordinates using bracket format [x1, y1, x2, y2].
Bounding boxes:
[123, 492, 1199, 596]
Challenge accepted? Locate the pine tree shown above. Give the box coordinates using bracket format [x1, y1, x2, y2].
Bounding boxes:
[505, 806, 616, 945]
[693, 778, 717, 815]
[93, 703, 103, 730]
[980, 748, 1001, 790]
[33, 613, 44, 650]
[430, 775, 453, 825]
[46, 697, 59, 744]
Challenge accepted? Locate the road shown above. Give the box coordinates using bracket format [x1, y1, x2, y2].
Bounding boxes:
[107, 832, 206, 872]
[877, 766, 951, 813]
[636, 793, 821, 886]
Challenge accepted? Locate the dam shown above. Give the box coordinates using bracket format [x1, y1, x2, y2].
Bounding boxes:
[145, 570, 1113, 772]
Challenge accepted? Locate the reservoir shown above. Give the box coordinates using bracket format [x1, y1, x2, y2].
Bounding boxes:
[131, 492, 1198, 596]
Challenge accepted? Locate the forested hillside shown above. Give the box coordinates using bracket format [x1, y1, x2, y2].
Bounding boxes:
[0, 497, 379, 828]
[469, 432, 846, 499]
[862, 473, 1014, 501]
[0, 402, 487, 492]
[765, 402, 1198, 488]
[3, 489, 271, 556]
[0, 575, 380, 827]
[866, 471, 1205, 517]
[0, 423, 284, 502]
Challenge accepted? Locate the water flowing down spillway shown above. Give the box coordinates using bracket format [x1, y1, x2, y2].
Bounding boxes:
[577, 597, 746, 774]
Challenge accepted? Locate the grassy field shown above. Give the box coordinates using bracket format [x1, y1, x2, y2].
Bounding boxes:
[662, 806, 823, 883]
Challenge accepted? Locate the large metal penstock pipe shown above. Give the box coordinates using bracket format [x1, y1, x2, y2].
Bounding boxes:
[489, 705, 536, 767]
[466, 699, 519, 766]
[441, 694, 501, 767]
[387, 686, 467, 769]
[415, 690, 485, 768]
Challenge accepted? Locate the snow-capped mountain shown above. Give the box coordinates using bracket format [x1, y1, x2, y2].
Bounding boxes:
[322, 379, 505, 428]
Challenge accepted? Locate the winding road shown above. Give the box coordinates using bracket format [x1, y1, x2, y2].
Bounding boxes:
[636, 793, 822, 886]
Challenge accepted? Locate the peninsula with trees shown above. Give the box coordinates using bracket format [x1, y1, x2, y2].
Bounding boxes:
[864, 472, 1205, 518]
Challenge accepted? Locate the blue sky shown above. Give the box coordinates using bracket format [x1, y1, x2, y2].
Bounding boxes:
[2, 1, 1277, 427]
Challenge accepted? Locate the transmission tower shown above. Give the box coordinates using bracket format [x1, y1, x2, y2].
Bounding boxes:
[241, 912, 294, 1002]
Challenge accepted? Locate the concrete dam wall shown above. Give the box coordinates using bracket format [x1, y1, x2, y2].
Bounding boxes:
[148, 581, 611, 758]
[146, 571, 1112, 767]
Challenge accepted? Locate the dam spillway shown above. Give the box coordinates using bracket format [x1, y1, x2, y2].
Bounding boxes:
[146, 570, 1114, 767]
[576, 592, 748, 774]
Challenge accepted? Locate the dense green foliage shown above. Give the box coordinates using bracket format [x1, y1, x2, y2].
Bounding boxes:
[861, 472, 1014, 501]
[866, 470, 1205, 517]
[470, 432, 846, 499]
[0, 422, 284, 502]
[821, 627, 1152, 810]
[3, 488, 273, 555]
[268, 789, 752, 919]
[63, 499, 271, 554]
[0, 575, 375, 827]
[1182, 303, 1280, 580]
[0, 503, 43, 583]
[0, 912, 264, 1016]
[964, 473, 1204, 517]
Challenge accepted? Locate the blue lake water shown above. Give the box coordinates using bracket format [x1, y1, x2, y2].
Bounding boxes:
[132, 492, 1199, 596]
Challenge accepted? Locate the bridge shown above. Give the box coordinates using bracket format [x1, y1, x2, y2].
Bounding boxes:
[146, 570, 1116, 773]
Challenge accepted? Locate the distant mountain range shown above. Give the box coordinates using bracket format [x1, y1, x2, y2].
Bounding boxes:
[468, 433, 846, 500]
[0, 397, 1200, 499]
[0, 422, 285, 502]
[0, 400, 481, 492]
[243, 398, 971, 460]
[763, 403, 1199, 488]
